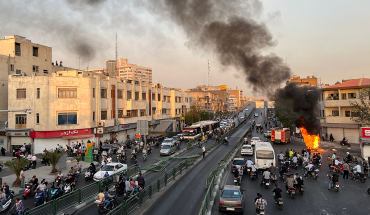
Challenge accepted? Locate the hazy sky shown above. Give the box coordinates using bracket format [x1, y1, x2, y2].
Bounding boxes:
[1, 0, 369, 97]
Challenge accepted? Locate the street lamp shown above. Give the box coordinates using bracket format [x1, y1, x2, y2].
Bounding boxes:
[0, 109, 34, 114]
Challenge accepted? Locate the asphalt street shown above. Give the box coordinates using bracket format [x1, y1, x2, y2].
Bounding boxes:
[212, 109, 370, 215]
[73, 103, 254, 215]
[139, 103, 257, 215]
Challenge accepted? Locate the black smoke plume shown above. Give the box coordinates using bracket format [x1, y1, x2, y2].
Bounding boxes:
[151, 0, 291, 94]
[274, 83, 321, 135]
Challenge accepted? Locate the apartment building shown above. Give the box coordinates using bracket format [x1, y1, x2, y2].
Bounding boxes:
[319, 78, 370, 143]
[288, 75, 318, 86]
[116, 58, 152, 84]
[7, 71, 189, 153]
[229, 89, 243, 109]
[188, 89, 222, 112]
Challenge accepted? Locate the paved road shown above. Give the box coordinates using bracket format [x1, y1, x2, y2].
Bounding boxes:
[139, 104, 258, 215]
[211, 109, 370, 215]
[73, 104, 254, 215]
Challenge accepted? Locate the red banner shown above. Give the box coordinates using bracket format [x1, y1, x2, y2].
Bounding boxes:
[30, 128, 91, 139]
[361, 127, 370, 138]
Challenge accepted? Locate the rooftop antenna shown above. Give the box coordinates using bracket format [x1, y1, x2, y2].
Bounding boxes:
[115, 32, 118, 76]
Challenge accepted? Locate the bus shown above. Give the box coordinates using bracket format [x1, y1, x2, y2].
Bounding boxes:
[183, 120, 220, 141]
[254, 142, 276, 170]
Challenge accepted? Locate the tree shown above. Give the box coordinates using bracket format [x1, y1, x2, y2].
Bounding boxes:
[184, 104, 214, 126]
[350, 88, 370, 126]
[46, 149, 67, 173]
[4, 158, 30, 187]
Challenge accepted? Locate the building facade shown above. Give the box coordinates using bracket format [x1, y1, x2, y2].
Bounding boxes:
[7, 70, 189, 153]
[188, 89, 222, 112]
[288, 75, 318, 86]
[117, 58, 152, 84]
[319, 78, 370, 143]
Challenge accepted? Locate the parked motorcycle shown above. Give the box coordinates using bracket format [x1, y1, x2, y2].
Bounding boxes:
[0, 189, 14, 212]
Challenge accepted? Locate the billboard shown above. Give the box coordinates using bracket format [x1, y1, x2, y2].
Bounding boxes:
[220, 85, 227, 90]
[361, 127, 370, 138]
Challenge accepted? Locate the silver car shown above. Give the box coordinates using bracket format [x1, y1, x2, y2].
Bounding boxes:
[219, 185, 244, 213]
[160, 143, 175, 156]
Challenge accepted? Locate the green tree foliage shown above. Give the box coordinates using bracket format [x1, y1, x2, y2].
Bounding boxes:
[350, 88, 370, 126]
[46, 149, 67, 173]
[4, 158, 30, 187]
[184, 104, 214, 125]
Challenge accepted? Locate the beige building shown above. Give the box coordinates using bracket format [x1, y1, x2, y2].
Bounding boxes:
[229, 89, 243, 109]
[188, 89, 222, 112]
[288, 75, 318, 86]
[319, 78, 370, 143]
[7, 71, 189, 153]
[117, 58, 152, 84]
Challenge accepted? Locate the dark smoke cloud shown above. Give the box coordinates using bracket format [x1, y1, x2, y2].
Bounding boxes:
[150, 0, 291, 94]
[274, 83, 321, 135]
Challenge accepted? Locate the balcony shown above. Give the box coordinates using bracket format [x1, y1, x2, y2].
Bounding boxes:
[126, 100, 147, 110]
[325, 116, 358, 124]
[325, 99, 359, 107]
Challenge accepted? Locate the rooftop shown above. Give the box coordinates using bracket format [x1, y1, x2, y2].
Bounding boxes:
[323, 78, 370, 90]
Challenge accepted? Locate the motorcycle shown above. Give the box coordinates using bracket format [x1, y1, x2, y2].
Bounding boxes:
[256, 208, 266, 215]
[50, 182, 61, 200]
[96, 193, 121, 215]
[143, 153, 147, 161]
[85, 169, 94, 181]
[270, 173, 277, 183]
[273, 193, 283, 210]
[287, 187, 296, 199]
[304, 169, 319, 180]
[23, 182, 36, 200]
[234, 176, 242, 186]
[250, 171, 257, 181]
[147, 147, 152, 154]
[261, 179, 270, 189]
[64, 183, 74, 194]
[0, 189, 14, 212]
[340, 139, 351, 147]
[113, 183, 125, 196]
[349, 171, 367, 183]
[35, 188, 49, 206]
[328, 175, 339, 192]
[223, 139, 229, 145]
[293, 162, 299, 170]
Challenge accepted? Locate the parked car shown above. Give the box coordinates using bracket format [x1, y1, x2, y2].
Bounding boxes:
[231, 158, 246, 173]
[241, 144, 253, 155]
[218, 185, 245, 213]
[250, 137, 261, 146]
[93, 162, 127, 181]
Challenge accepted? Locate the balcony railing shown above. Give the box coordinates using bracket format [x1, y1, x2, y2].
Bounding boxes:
[326, 96, 339, 100]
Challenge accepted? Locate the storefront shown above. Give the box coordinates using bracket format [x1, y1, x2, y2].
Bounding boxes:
[117, 124, 137, 143]
[7, 131, 32, 152]
[30, 128, 93, 154]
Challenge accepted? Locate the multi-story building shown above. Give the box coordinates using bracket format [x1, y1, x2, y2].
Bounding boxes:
[319, 78, 370, 143]
[288, 75, 318, 86]
[116, 58, 152, 84]
[7, 70, 190, 153]
[229, 89, 243, 109]
[188, 89, 222, 112]
[228, 95, 238, 111]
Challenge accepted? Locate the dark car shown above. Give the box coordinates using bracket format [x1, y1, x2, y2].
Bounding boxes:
[219, 185, 244, 213]
[231, 158, 246, 173]
[147, 134, 165, 145]
[101, 145, 119, 154]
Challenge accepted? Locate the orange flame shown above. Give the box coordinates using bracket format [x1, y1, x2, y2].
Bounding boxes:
[300, 127, 321, 151]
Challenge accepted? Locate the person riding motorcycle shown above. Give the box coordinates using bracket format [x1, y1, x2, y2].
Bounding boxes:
[293, 172, 304, 190]
[254, 193, 267, 213]
[272, 184, 282, 203]
[251, 164, 259, 178]
[284, 174, 294, 193]
[329, 172, 339, 190]
[260, 169, 270, 186]
[97, 190, 110, 210]
[278, 152, 285, 163]
[304, 162, 317, 177]
[65, 175, 76, 190]
[279, 164, 287, 177]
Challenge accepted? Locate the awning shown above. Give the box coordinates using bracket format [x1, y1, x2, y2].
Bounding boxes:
[62, 135, 94, 140]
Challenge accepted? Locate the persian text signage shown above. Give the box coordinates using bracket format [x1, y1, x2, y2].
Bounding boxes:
[30, 129, 91, 139]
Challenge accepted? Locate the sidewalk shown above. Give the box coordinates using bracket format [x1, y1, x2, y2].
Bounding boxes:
[1, 158, 96, 196]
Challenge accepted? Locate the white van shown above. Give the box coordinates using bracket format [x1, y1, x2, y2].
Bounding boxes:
[254, 142, 275, 170]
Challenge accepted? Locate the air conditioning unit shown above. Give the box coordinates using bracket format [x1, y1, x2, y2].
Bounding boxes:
[98, 121, 105, 127]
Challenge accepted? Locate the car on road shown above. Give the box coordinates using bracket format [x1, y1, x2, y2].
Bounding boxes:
[264, 130, 271, 137]
[172, 136, 180, 145]
[250, 137, 261, 146]
[245, 109, 248, 111]
[161, 138, 176, 146]
[231, 158, 246, 173]
[93, 162, 127, 181]
[241, 144, 253, 155]
[177, 133, 184, 141]
[254, 113, 258, 117]
[160, 143, 176, 156]
[101, 144, 119, 154]
[218, 185, 244, 213]
[256, 123, 261, 127]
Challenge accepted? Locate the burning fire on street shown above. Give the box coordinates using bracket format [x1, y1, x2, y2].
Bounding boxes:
[299, 118, 322, 151]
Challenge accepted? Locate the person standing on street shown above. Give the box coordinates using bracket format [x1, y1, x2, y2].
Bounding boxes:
[202, 146, 206, 158]
[343, 162, 350, 180]
[137, 172, 145, 188]
[20, 168, 25, 188]
[1, 147, 5, 156]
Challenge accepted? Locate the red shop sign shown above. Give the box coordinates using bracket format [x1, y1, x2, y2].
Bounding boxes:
[30, 128, 91, 139]
[361, 127, 370, 138]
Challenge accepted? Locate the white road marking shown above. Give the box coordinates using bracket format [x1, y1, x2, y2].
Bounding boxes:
[320, 192, 328, 201]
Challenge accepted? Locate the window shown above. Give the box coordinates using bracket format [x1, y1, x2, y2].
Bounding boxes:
[33, 47, 39, 57]
[348, 93, 356, 99]
[10, 64, 14, 71]
[36, 113, 40, 124]
[140, 109, 146, 116]
[118, 110, 124, 118]
[158, 94, 161, 101]
[93, 88, 95, 98]
[142, 93, 146, 100]
[117, 90, 123, 99]
[163, 96, 166, 102]
[152, 93, 155, 100]
[162, 108, 166, 114]
[15, 42, 21, 56]
[43, 70, 48, 74]
[16, 69, 21, 74]
[175, 109, 178, 114]
[341, 93, 347, 100]
[101, 111, 107, 120]
[15, 114, 27, 125]
[135, 92, 139, 101]
[36, 88, 40, 99]
[127, 91, 132, 100]
[32, 65, 39, 73]
[131, 110, 138, 117]
[332, 110, 339, 116]
[152, 107, 156, 114]
[17, 89, 26, 99]
[256, 150, 274, 159]
[58, 88, 77, 98]
[93, 112, 95, 121]
[345, 111, 350, 117]
[322, 110, 324, 117]
[127, 110, 131, 117]
[101, 89, 107, 98]
[58, 112, 77, 125]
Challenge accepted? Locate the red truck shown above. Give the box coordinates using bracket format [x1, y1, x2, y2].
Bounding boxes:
[271, 128, 291, 144]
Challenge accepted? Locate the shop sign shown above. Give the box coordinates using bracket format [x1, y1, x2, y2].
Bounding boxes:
[118, 123, 137, 131]
[361, 127, 370, 138]
[7, 132, 29, 136]
[30, 129, 91, 139]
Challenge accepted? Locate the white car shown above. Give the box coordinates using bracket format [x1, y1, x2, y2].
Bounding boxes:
[254, 113, 258, 117]
[245, 109, 249, 111]
[241, 144, 253, 155]
[93, 162, 127, 181]
[162, 138, 176, 146]
[264, 130, 271, 137]
[250, 137, 261, 146]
